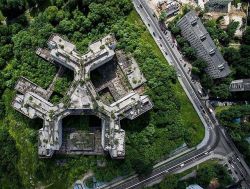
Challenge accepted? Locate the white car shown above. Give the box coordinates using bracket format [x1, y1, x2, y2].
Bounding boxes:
[180, 163, 185, 167]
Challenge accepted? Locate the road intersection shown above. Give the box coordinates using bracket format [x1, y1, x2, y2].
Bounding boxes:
[98, 1, 250, 188]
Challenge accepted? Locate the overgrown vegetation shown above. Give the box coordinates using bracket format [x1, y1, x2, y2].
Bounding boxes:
[0, 0, 204, 188]
[218, 105, 250, 166]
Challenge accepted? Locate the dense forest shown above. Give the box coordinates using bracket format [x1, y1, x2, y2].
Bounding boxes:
[0, 0, 204, 188]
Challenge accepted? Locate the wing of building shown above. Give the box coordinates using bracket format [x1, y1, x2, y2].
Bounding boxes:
[12, 34, 153, 159]
[177, 10, 231, 79]
[229, 79, 250, 92]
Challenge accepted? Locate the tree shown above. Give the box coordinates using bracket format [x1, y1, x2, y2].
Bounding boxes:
[227, 21, 239, 39]
[132, 158, 153, 176]
[235, 57, 250, 78]
[176, 35, 185, 47]
[159, 10, 167, 22]
[0, 127, 23, 188]
[182, 46, 196, 60]
[240, 44, 250, 58]
[242, 26, 250, 45]
[159, 175, 179, 189]
[196, 164, 217, 187]
[223, 47, 241, 65]
[170, 26, 181, 36]
[191, 66, 201, 76]
[44, 6, 60, 24]
[200, 74, 213, 89]
[192, 58, 207, 71]
[0, 0, 26, 18]
[218, 30, 229, 46]
[211, 83, 231, 99]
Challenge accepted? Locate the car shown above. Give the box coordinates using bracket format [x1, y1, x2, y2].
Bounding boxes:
[160, 44, 162, 47]
[198, 89, 202, 96]
[204, 152, 208, 155]
[139, 4, 143, 8]
[153, 32, 155, 36]
[159, 36, 162, 40]
[165, 51, 168, 55]
[148, 23, 150, 27]
[153, 13, 156, 17]
[231, 164, 235, 169]
[209, 108, 213, 113]
[184, 64, 186, 67]
[180, 163, 185, 167]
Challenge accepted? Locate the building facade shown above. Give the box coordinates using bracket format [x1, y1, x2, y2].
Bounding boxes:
[229, 79, 250, 92]
[177, 10, 231, 79]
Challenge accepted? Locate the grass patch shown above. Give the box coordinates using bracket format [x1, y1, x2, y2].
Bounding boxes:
[127, 10, 204, 146]
[127, 11, 166, 64]
[173, 83, 204, 145]
[215, 105, 232, 114]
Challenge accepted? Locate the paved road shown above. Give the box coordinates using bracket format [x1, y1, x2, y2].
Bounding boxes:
[98, 1, 250, 188]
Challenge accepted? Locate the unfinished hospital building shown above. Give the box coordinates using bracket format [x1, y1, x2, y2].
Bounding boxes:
[177, 10, 231, 79]
[12, 34, 153, 159]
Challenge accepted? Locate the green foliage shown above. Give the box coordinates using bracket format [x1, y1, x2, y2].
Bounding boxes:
[243, 26, 250, 45]
[148, 161, 232, 189]
[159, 10, 167, 21]
[196, 163, 232, 188]
[159, 175, 179, 189]
[223, 47, 241, 64]
[0, 0, 43, 19]
[227, 21, 239, 39]
[218, 105, 250, 165]
[54, 71, 73, 96]
[0, 126, 23, 189]
[182, 46, 196, 60]
[204, 18, 230, 46]
[170, 12, 250, 100]
[0, 1, 203, 188]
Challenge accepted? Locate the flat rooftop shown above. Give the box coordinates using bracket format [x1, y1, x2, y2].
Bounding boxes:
[229, 79, 250, 92]
[177, 11, 231, 78]
[12, 33, 153, 159]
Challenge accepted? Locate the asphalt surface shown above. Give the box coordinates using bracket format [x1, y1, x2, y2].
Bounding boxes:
[98, 1, 250, 188]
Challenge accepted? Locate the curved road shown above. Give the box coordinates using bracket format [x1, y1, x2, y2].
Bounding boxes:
[98, 1, 250, 188]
